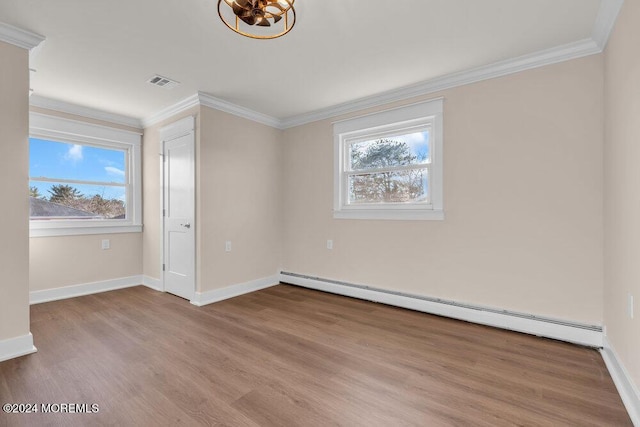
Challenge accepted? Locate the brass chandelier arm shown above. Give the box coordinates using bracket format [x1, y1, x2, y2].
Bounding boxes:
[218, 0, 296, 39]
[265, 0, 293, 16]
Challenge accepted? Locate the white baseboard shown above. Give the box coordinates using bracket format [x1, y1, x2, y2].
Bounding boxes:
[279, 272, 603, 348]
[0, 333, 37, 363]
[30, 275, 144, 304]
[190, 275, 280, 307]
[601, 336, 640, 426]
[142, 275, 163, 292]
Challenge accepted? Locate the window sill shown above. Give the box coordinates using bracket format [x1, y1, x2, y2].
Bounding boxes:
[333, 209, 444, 221]
[30, 224, 142, 238]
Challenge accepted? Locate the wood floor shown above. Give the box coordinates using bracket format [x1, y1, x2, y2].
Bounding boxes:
[0, 284, 631, 426]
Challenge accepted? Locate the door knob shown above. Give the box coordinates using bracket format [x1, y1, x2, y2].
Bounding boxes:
[181, 223, 191, 229]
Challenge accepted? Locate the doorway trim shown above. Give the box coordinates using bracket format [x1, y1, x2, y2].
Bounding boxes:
[159, 115, 196, 298]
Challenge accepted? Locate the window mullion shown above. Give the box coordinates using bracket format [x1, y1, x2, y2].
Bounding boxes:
[29, 176, 126, 187]
[347, 164, 429, 176]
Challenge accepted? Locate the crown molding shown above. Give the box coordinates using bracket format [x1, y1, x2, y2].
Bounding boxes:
[280, 38, 601, 129]
[142, 92, 282, 129]
[4, 2, 623, 132]
[197, 92, 282, 129]
[141, 94, 200, 128]
[145, 38, 601, 131]
[592, 0, 624, 49]
[144, 0, 623, 131]
[30, 95, 143, 130]
[279, 0, 622, 128]
[0, 22, 45, 50]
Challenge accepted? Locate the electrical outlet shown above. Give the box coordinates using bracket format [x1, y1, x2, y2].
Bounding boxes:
[629, 294, 634, 319]
[327, 239, 333, 250]
[101, 239, 110, 250]
[225, 241, 232, 252]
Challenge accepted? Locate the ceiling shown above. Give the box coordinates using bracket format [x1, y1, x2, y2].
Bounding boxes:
[0, 0, 605, 122]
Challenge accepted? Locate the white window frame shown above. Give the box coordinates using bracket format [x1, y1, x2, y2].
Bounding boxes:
[29, 112, 142, 237]
[334, 98, 444, 220]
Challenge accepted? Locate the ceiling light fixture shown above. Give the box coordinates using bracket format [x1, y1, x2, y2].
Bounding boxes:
[217, 0, 296, 39]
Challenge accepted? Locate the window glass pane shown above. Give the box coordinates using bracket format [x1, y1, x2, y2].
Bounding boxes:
[349, 131, 430, 171]
[348, 169, 428, 204]
[30, 138, 126, 184]
[29, 181, 126, 220]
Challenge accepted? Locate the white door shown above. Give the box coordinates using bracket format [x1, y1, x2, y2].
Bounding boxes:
[161, 117, 195, 300]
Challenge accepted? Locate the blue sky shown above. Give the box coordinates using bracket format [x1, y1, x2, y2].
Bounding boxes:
[29, 138, 126, 201]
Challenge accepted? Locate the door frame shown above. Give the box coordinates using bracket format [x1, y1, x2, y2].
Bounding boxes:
[159, 115, 196, 298]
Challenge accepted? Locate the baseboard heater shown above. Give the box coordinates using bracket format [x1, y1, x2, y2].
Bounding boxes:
[279, 271, 603, 348]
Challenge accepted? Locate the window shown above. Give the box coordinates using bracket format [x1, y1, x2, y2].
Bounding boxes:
[334, 98, 444, 220]
[29, 113, 142, 237]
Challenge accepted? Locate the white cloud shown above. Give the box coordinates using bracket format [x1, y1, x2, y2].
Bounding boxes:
[64, 144, 83, 162]
[105, 166, 125, 177]
[397, 132, 430, 158]
[397, 131, 428, 147]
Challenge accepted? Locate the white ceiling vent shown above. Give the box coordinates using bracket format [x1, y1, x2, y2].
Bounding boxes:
[147, 75, 180, 89]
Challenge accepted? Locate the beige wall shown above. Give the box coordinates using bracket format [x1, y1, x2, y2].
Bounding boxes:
[198, 106, 282, 292]
[603, 0, 640, 395]
[282, 55, 604, 325]
[28, 107, 143, 292]
[142, 106, 283, 292]
[0, 41, 30, 340]
[30, 233, 142, 291]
